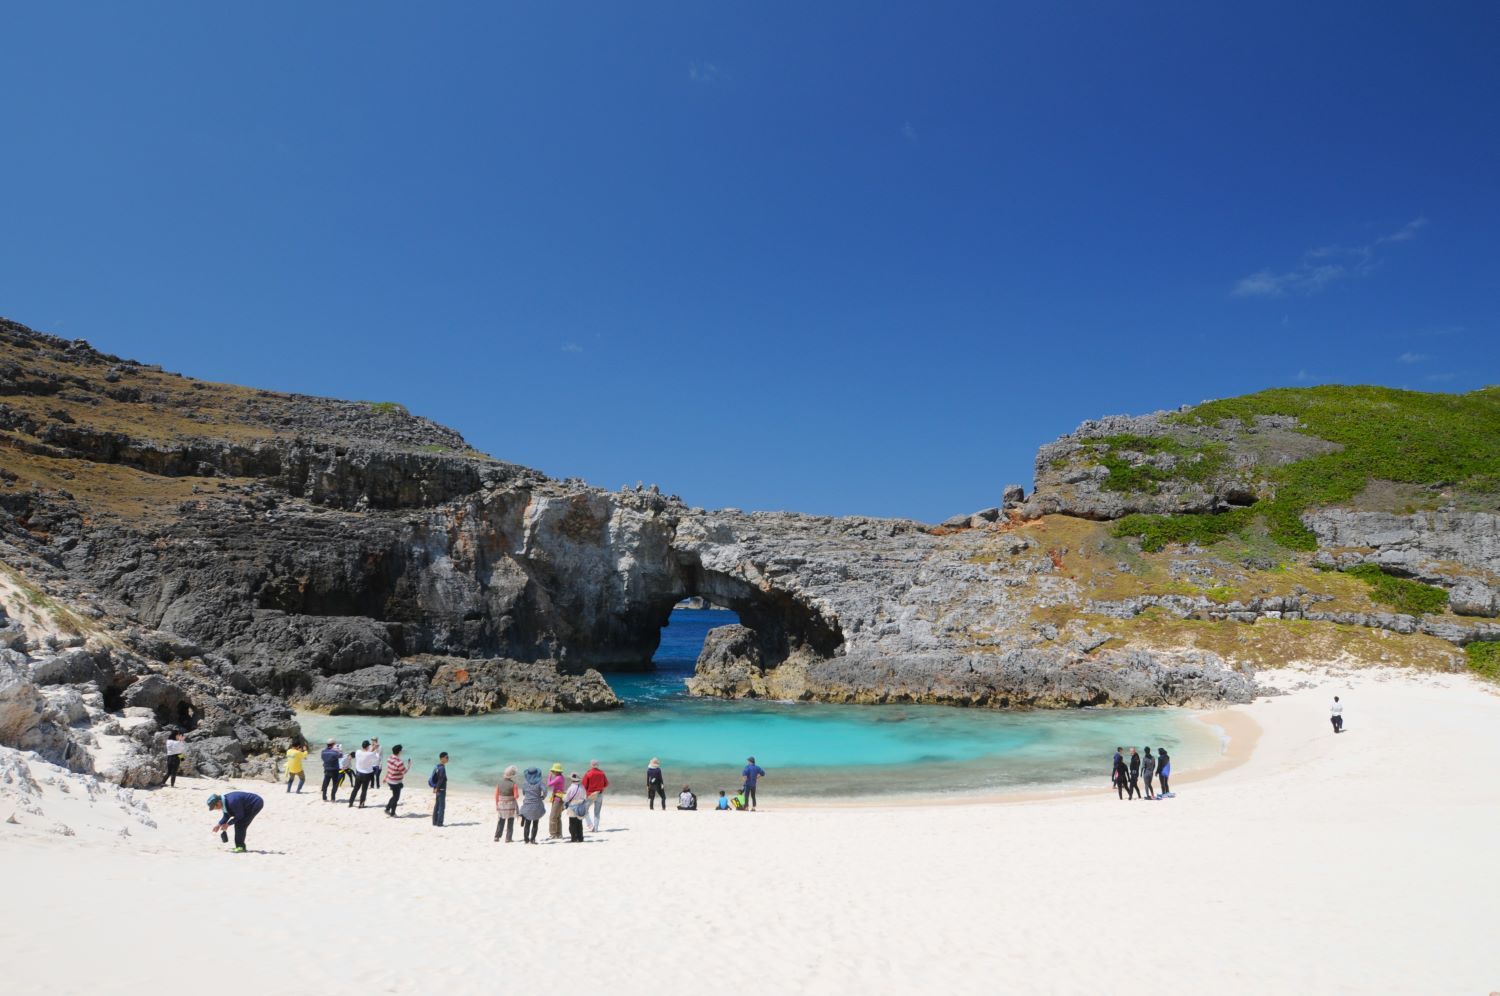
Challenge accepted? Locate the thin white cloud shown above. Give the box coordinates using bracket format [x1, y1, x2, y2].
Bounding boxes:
[901, 121, 917, 142]
[1397, 352, 1429, 364]
[561, 342, 583, 354]
[1232, 217, 1428, 298]
[689, 61, 723, 84]
[1294, 368, 1315, 382]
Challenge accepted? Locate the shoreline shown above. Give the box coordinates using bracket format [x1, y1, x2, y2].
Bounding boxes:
[5, 666, 1496, 995]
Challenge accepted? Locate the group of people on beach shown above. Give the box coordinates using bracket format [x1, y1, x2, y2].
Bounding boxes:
[1110, 746, 1171, 800]
[183, 733, 768, 852]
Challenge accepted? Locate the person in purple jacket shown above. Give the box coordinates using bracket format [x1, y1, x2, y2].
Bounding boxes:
[741, 756, 766, 810]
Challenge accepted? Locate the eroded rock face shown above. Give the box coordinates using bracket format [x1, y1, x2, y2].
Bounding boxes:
[291, 656, 619, 715]
[686, 624, 766, 698]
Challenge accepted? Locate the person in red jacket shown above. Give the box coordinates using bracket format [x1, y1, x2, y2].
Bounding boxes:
[581, 760, 609, 832]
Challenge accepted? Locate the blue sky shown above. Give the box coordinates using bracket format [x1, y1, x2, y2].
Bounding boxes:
[2, 3, 1496, 520]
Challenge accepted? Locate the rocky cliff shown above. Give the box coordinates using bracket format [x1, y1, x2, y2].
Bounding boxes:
[1, 318, 1496, 787]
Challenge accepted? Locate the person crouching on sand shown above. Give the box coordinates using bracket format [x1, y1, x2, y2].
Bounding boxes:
[678, 785, 697, 810]
[494, 765, 520, 843]
[563, 772, 589, 842]
[208, 791, 263, 853]
[546, 763, 566, 839]
[519, 767, 547, 843]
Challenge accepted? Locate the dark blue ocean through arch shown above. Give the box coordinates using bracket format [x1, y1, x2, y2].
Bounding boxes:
[303, 609, 1221, 797]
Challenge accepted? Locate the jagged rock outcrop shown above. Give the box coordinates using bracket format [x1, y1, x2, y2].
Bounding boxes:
[2, 316, 1497, 791]
[1021, 410, 1339, 520]
[292, 656, 619, 715]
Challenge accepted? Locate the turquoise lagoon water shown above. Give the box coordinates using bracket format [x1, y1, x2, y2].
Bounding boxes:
[302, 610, 1223, 798]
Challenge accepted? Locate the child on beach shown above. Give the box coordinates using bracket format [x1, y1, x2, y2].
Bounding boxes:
[716, 790, 730, 811]
[731, 790, 748, 811]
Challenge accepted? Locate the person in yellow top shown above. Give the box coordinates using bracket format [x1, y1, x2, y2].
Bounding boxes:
[284, 739, 309, 794]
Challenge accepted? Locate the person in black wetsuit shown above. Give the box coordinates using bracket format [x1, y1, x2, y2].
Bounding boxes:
[1112, 751, 1129, 800]
[1157, 747, 1172, 797]
[1141, 747, 1156, 801]
[1127, 748, 1141, 799]
[646, 758, 666, 810]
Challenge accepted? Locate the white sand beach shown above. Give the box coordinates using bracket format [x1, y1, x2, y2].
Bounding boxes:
[3, 668, 1497, 996]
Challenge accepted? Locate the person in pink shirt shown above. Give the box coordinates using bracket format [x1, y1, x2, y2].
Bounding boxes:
[546, 762, 566, 839]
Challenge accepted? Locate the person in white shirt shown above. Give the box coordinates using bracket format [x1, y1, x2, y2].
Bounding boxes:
[369, 738, 383, 789]
[164, 732, 188, 788]
[348, 740, 379, 808]
[1330, 696, 1344, 734]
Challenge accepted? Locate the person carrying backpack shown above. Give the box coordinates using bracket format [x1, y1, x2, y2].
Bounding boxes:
[563, 772, 589, 842]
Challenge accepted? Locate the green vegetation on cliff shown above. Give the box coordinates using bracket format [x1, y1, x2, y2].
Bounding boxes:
[1112, 385, 1500, 551]
[1092, 434, 1227, 495]
[1338, 564, 1449, 615]
[1466, 641, 1500, 679]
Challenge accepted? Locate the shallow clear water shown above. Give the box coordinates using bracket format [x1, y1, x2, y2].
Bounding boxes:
[302, 610, 1221, 797]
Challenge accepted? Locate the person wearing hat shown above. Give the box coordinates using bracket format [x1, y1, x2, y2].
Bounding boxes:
[319, 740, 343, 802]
[518, 766, 547, 844]
[741, 756, 766, 811]
[581, 759, 609, 832]
[562, 772, 588, 842]
[494, 765, 520, 843]
[646, 757, 666, 811]
[545, 762, 566, 839]
[207, 790, 264, 853]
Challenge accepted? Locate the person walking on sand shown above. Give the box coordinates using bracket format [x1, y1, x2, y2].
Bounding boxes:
[1127, 747, 1141, 800]
[320, 740, 342, 801]
[348, 740, 378, 809]
[208, 791, 263, 853]
[582, 760, 609, 831]
[741, 756, 766, 810]
[519, 767, 547, 844]
[1330, 695, 1344, 734]
[1156, 747, 1172, 798]
[563, 772, 589, 842]
[383, 745, 409, 817]
[429, 752, 449, 826]
[164, 732, 187, 788]
[646, 757, 666, 810]
[284, 739, 309, 794]
[1141, 747, 1156, 801]
[546, 763, 566, 839]
[494, 765, 520, 843]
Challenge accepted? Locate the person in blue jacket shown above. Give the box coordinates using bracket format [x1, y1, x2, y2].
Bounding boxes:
[319, 740, 342, 802]
[208, 791, 264, 853]
[741, 756, 766, 811]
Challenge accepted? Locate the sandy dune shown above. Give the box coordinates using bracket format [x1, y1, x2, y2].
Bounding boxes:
[3, 667, 1496, 995]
